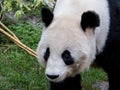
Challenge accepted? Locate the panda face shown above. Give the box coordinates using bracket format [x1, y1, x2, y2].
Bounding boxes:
[37, 19, 94, 82]
[37, 7, 100, 82]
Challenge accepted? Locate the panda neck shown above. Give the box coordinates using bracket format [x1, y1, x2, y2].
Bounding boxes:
[49, 74, 82, 90]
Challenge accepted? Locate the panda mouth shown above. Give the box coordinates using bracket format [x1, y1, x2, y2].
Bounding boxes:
[49, 74, 80, 84]
[46, 72, 67, 83]
[47, 75, 65, 83]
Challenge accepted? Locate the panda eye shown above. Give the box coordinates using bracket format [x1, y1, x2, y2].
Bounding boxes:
[62, 50, 74, 65]
[44, 47, 50, 62]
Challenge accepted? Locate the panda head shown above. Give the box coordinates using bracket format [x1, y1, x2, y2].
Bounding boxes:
[37, 8, 100, 82]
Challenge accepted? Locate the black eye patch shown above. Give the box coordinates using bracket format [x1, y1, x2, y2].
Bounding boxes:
[44, 47, 50, 62]
[62, 50, 74, 65]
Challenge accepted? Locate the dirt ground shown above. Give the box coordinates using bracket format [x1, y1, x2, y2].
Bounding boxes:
[93, 81, 109, 90]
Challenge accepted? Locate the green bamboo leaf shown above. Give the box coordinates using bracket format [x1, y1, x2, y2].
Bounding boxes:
[14, 10, 24, 20]
[23, 4, 31, 11]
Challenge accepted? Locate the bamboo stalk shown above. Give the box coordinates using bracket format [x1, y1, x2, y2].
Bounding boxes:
[0, 28, 37, 58]
[0, 22, 37, 55]
[0, 22, 19, 40]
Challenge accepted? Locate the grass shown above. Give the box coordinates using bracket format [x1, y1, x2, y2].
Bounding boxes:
[82, 68, 107, 90]
[0, 21, 107, 90]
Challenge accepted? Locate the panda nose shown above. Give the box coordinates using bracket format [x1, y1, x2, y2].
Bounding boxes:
[46, 74, 59, 79]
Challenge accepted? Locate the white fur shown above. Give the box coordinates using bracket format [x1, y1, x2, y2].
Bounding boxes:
[37, 0, 110, 82]
[54, 0, 110, 53]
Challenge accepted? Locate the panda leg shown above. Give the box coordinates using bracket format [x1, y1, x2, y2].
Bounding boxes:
[49, 74, 82, 90]
[107, 66, 120, 90]
[105, 42, 120, 90]
[95, 41, 120, 90]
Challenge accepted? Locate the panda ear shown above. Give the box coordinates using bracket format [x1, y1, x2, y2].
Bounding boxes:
[81, 11, 100, 31]
[41, 8, 54, 27]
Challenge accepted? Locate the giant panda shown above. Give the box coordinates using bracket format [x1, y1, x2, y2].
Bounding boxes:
[36, 0, 120, 90]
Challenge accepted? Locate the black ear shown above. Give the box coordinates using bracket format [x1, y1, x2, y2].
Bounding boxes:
[41, 8, 54, 27]
[81, 11, 100, 31]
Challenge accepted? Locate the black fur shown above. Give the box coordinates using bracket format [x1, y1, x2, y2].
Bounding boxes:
[41, 8, 53, 27]
[81, 11, 100, 31]
[44, 47, 50, 62]
[95, 0, 120, 90]
[62, 50, 74, 65]
[50, 74, 82, 90]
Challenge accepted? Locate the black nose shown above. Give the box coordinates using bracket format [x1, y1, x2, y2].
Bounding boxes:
[46, 74, 59, 79]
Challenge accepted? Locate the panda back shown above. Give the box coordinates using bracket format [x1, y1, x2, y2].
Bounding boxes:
[107, 0, 120, 42]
